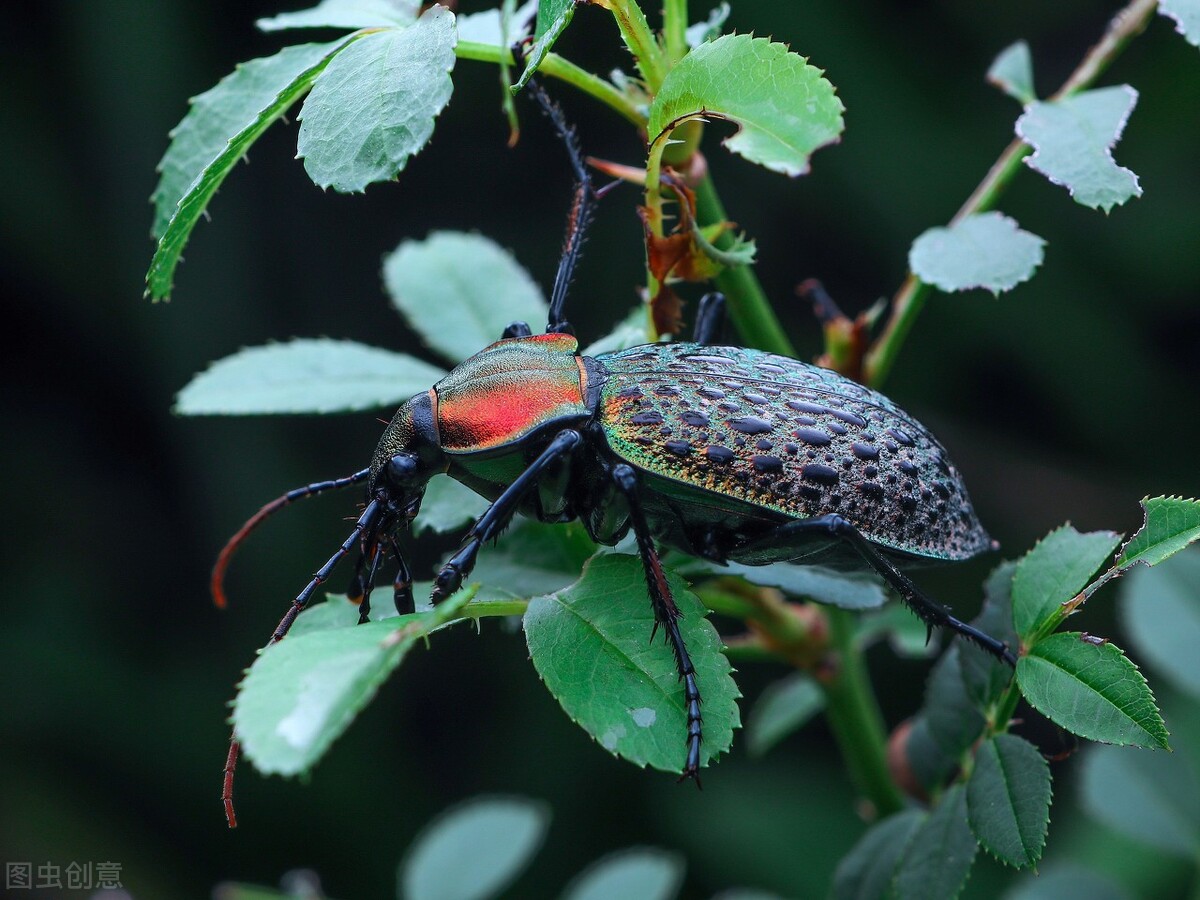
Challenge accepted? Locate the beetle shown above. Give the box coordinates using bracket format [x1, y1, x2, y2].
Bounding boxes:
[214, 80, 1013, 826]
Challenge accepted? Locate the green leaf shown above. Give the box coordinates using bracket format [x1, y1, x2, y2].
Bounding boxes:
[382, 231, 547, 364]
[233, 587, 475, 776]
[1161, 0, 1200, 48]
[745, 673, 824, 758]
[175, 339, 447, 415]
[1016, 632, 1169, 749]
[1081, 741, 1200, 858]
[147, 40, 345, 300]
[987, 41, 1035, 104]
[523, 554, 740, 773]
[648, 34, 844, 176]
[909, 212, 1045, 295]
[893, 785, 977, 900]
[511, 0, 574, 92]
[966, 734, 1051, 868]
[257, 0, 418, 32]
[1120, 548, 1200, 698]
[831, 809, 923, 900]
[1016, 86, 1142, 212]
[1116, 496, 1200, 570]
[906, 646, 986, 791]
[470, 521, 596, 599]
[413, 474, 490, 537]
[562, 848, 684, 900]
[398, 795, 550, 900]
[1011, 525, 1121, 639]
[958, 561, 1018, 705]
[685, 2, 730, 48]
[297, 8, 457, 192]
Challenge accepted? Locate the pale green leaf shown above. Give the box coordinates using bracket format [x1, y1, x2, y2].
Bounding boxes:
[1120, 548, 1200, 698]
[856, 602, 939, 658]
[1016, 632, 1169, 749]
[382, 231, 547, 364]
[987, 41, 1035, 104]
[1116, 496, 1200, 569]
[1011, 525, 1121, 638]
[1081, 741, 1200, 858]
[233, 588, 475, 775]
[648, 34, 844, 176]
[524, 554, 739, 773]
[678, 558, 887, 610]
[893, 786, 977, 900]
[470, 521, 595, 599]
[909, 212, 1045, 295]
[147, 40, 346, 300]
[413, 474, 490, 537]
[966, 734, 1051, 868]
[1006, 866, 1131, 900]
[257, 0, 418, 32]
[562, 848, 684, 900]
[399, 796, 549, 900]
[685, 2, 730, 48]
[511, 0, 574, 91]
[1016, 86, 1142, 212]
[175, 339, 446, 415]
[831, 810, 923, 900]
[297, 8, 457, 192]
[455, 0, 535, 45]
[581, 306, 651, 357]
[1160, 0, 1200, 49]
[746, 673, 824, 758]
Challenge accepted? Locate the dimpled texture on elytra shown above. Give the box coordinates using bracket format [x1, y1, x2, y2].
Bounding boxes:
[598, 344, 991, 560]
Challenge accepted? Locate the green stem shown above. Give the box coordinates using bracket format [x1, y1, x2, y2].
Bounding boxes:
[455, 42, 646, 128]
[463, 598, 530, 619]
[863, 0, 1160, 388]
[607, 0, 668, 91]
[693, 175, 796, 356]
[821, 608, 906, 816]
[663, 0, 689, 64]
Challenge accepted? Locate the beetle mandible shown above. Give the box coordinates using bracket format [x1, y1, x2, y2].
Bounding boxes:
[214, 80, 1014, 826]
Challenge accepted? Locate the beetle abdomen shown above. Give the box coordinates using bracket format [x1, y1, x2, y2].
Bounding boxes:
[597, 343, 990, 561]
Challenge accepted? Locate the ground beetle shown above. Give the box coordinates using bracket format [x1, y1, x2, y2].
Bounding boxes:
[215, 80, 1013, 826]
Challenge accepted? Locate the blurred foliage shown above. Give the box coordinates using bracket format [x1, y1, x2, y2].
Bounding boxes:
[2, 1, 1198, 897]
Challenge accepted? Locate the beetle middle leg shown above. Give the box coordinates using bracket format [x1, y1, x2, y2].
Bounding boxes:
[431, 429, 583, 601]
[741, 514, 1017, 665]
[611, 463, 704, 785]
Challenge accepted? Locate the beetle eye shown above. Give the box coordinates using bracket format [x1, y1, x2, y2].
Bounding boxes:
[386, 453, 419, 485]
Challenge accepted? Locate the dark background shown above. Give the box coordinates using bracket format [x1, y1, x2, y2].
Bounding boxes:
[2, 1, 1197, 897]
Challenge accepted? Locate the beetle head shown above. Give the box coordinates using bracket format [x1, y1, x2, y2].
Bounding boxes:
[370, 389, 444, 521]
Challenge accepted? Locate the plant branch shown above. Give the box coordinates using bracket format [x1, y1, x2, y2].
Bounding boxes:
[863, 0, 1160, 388]
[821, 608, 906, 817]
[663, 0, 689, 64]
[606, 0, 669, 91]
[455, 42, 647, 128]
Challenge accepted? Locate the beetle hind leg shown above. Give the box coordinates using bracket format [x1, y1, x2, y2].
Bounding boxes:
[691, 292, 727, 345]
[611, 464, 704, 785]
[742, 514, 1016, 666]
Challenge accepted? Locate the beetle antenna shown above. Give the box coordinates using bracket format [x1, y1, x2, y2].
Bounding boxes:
[224, 497, 390, 827]
[211, 468, 370, 609]
[521, 73, 597, 335]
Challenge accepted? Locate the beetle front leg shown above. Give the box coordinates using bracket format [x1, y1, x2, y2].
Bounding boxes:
[611, 463, 704, 786]
[742, 514, 1017, 666]
[431, 429, 583, 602]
